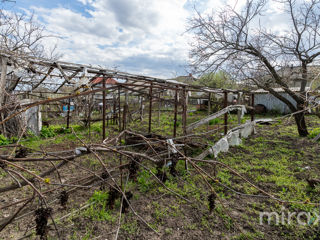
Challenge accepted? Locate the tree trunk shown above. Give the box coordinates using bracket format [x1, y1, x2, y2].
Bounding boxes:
[294, 111, 308, 137]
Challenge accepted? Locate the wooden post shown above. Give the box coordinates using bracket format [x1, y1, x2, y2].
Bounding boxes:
[224, 91, 228, 135]
[182, 87, 187, 136]
[237, 92, 242, 125]
[125, 90, 128, 126]
[148, 83, 153, 133]
[113, 94, 116, 124]
[102, 77, 106, 140]
[182, 87, 188, 170]
[122, 104, 127, 131]
[158, 92, 161, 127]
[173, 88, 178, 138]
[139, 96, 144, 121]
[0, 57, 8, 105]
[118, 86, 121, 131]
[251, 93, 255, 122]
[207, 92, 211, 130]
[0, 57, 8, 136]
[66, 97, 71, 129]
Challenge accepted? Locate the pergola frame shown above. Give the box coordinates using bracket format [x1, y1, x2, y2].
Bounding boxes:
[0, 53, 254, 139]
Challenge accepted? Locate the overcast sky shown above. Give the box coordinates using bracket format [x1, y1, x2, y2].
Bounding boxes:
[4, 0, 288, 78]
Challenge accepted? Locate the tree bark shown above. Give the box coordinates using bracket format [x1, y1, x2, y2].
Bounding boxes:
[294, 103, 308, 136]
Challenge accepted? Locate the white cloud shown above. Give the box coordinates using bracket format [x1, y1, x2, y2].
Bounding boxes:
[23, 0, 299, 78]
[29, 0, 191, 78]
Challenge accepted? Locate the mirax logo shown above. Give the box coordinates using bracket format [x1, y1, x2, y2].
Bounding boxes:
[259, 207, 320, 226]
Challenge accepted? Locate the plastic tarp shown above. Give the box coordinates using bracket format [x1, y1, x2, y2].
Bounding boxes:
[196, 121, 256, 160]
[187, 105, 247, 132]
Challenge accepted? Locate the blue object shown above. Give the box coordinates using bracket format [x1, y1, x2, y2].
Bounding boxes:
[63, 105, 74, 112]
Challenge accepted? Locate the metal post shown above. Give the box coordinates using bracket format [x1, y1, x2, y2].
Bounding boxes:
[182, 87, 188, 171]
[113, 94, 116, 124]
[251, 93, 255, 122]
[182, 87, 187, 136]
[118, 86, 121, 131]
[0, 57, 8, 137]
[66, 97, 71, 129]
[102, 77, 106, 140]
[158, 92, 161, 127]
[122, 104, 127, 131]
[237, 92, 241, 125]
[207, 92, 211, 130]
[173, 88, 178, 138]
[148, 83, 153, 133]
[224, 91, 228, 135]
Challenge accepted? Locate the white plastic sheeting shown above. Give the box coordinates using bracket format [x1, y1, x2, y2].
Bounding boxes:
[239, 121, 256, 138]
[209, 137, 230, 158]
[227, 130, 242, 146]
[187, 105, 247, 132]
[20, 99, 42, 135]
[197, 121, 256, 159]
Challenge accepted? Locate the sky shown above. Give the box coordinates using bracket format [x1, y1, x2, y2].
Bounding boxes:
[2, 0, 289, 79]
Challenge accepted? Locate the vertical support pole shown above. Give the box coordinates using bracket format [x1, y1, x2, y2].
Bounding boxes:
[224, 91, 228, 135]
[237, 92, 242, 125]
[88, 95, 92, 140]
[66, 97, 71, 129]
[102, 77, 106, 140]
[0, 57, 8, 105]
[173, 88, 178, 138]
[207, 92, 211, 130]
[122, 104, 127, 131]
[182, 87, 187, 136]
[182, 87, 188, 170]
[113, 94, 116, 124]
[158, 92, 161, 127]
[118, 86, 121, 131]
[251, 93, 255, 122]
[148, 83, 153, 133]
[125, 90, 128, 127]
[139, 96, 144, 121]
[0, 57, 8, 137]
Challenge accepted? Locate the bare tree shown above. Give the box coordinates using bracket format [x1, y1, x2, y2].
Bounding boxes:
[188, 0, 320, 136]
[0, 2, 58, 137]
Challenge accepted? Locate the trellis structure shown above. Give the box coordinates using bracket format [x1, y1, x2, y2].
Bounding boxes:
[0, 53, 254, 139]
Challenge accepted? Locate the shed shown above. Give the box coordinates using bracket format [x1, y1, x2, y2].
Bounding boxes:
[253, 87, 306, 114]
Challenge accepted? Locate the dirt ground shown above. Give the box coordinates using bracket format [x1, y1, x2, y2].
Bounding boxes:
[0, 114, 320, 240]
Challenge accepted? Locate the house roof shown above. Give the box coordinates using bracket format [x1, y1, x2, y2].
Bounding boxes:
[91, 77, 118, 85]
[170, 74, 197, 84]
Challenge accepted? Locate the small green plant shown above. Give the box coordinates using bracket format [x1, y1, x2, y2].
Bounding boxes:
[0, 134, 18, 146]
[0, 134, 10, 145]
[209, 118, 221, 125]
[137, 170, 155, 193]
[84, 190, 117, 222]
[308, 127, 320, 139]
[40, 126, 57, 138]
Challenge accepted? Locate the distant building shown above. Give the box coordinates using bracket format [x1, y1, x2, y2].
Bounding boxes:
[253, 87, 310, 114]
[170, 73, 197, 85]
[91, 77, 118, 86]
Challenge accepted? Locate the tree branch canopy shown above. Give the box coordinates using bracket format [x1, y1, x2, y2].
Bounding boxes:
[188, 0, 320, 136]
